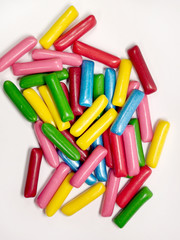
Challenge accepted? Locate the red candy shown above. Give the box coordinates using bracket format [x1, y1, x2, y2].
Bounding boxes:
[102, 129, 113, 168]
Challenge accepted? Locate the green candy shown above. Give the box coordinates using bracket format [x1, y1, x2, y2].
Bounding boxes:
[3, 81, 37, 122]
[113, 187, 153, 228]
[129, 118, 145, 167]
[45, 73, 74, 122]
[42, 123, 80, 161]
[19, 69, 69, 89]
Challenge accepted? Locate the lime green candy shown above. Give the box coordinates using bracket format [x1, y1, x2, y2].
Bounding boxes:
[93, 74, 104, 119]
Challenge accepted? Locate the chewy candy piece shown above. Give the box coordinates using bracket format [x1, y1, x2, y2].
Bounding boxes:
[54, 15, 97, 51]
[73, 41, 120, 68]
[57, 150, 96, 185]
[39, 86, 70, 131]
[101, 170, 120, 217]
[113, 187, 153, 228]
[42, 123, 80, 161]
[136, 95, 153, 142]
[19, 69, 69, 89]
[102, 129, 113, 168]
[3, 81, 37, 122]
[39, 6, 78, 49]
[111, 90, 144, 135]
[129, 119, 145, 167]
[126, 80, 140, 98]
[77, 108, 118, 150]
[70, 95, 108, 137]
[61, 182, 106, 216]
[91, 136, 107, 182]
[34, 121, 60, 168]
[109, 132, 127, 177]
[23, 88, 55, 126]
[79, 60, 94, 107]
[0, 36, 37, 72]
[70, 146, 107, 188]
[12, 58, 62, 76]
[32, 49, 82, 66]
[112, 59, 132, 107]
[116, 165, 152, 208]
[146, 120, 170, 168]
[24, 148, 42, 198]
[104, 68, 116, 111]
[123, 125, 140, 176]
[45, 73, 74, 122]
[45, 172, 74, 217]
[127, 45, 157, 94]
[36, 163, 70, 208]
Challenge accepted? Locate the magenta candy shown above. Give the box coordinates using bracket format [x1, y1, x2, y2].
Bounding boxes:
[127, 81, 140, 98]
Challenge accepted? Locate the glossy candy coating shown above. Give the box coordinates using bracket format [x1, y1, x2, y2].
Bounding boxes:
[3, 81, 37, 122]
[127, 45, 157, 94]
[102, 129, 113, 168]
[61, 182, 106, 216]
[73, 41, 120, 68]
[113, 187, 153, 228]
[146, 120, 170, 168]
[111, 90, 144, 135]
[39, 6, 78, 49]
[54, 15, 97, 51]
[104, 68, 116, 111]
[126, 80, 140, 98]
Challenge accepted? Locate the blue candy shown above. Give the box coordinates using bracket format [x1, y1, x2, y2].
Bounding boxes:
[104, 68, 116, 111]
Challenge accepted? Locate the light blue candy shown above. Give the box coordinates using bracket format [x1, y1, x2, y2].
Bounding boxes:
[104, 68, 116, 111]
[91, 135, 107, 182]
[57, 150, 97, 186]
[110, 89, 144, 135]
[79, 60, 94, 107]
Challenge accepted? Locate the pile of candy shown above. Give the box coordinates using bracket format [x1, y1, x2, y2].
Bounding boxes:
[1, 5, 170, 228]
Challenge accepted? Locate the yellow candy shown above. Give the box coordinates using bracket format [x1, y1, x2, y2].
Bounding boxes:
[70, 95, 108, 137]
[38, 86, 70, 131]
[61, 182, 106, 216]
[45, 172, 74, 217]
[23, 88, 55, 126]
[76, 108, 118, 150]
[146, 120, 170, 168]
[112, 59, 132, 107]
[39, 6, 78, 49]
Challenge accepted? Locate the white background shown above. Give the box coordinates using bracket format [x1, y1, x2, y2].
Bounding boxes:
[0, 0, 180, 239]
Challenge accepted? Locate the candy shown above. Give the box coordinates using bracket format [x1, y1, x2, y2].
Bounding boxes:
[136, 95, 153, 142]
[54, 15, 97, 51]
[113, 187, 153, 228]
[34, 121, 60, 168]
[12, 58, 62, 76]
[24, 148, 42, 198]
[112, 59, 132, 107]
[70, 146, 107, 188]
[73, 41, 120, 68]
[36, 163, 70, 209]
[104, 68, 116, 111]
[127, 45, 157, 94]
[79, 60, 94, 107]
[70, 95, 108, 137]
[123, 125, 140, 176]
[61, 182, 106, 216]
[32, 49, 82, 66]
[3, 81, 37, 122]
[41, 123, 81, 161]
[146, 120, 170, 168]
[45, 73, 74, 122]
[110, 90, 144, 135]
[102, 129, 113, 168]
[39, 6, 78, 49]
[126, 80, 140, 98]
[23, 88, 55, 126]
[45, 172, 74, 217]
[116, 165, 152, 208]
[0, 36, 37, 72]
[77, 108, 118, 150]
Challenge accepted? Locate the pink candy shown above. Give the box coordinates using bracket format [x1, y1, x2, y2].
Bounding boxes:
[127, 80, 140, 98]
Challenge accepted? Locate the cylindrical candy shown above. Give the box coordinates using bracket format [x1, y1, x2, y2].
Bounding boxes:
[102, 129, 113, 168]
[146, 120, 170, 168]
[127, 45, 157, 94]
[3, 81, 37, 122]
[126, 80, 140, 98]
[39, 6, 78, 49]
[24, 148, 42, 198]
[54, 15, 97, 51]
[104, 68, 116, 111]
[61, 182, 106, 216]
